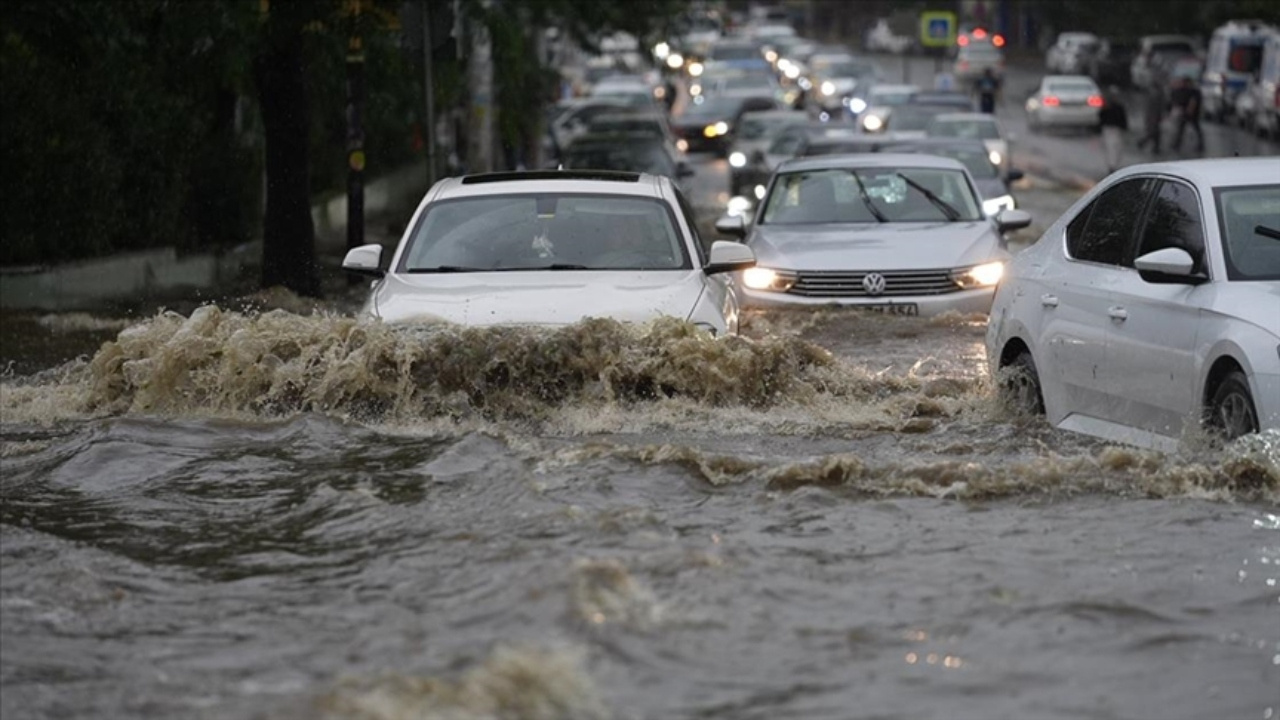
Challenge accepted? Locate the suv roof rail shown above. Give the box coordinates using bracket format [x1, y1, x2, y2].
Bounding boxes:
[460, 170, 642, 185]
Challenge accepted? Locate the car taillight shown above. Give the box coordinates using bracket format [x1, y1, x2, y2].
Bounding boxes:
[993, 34, 1005, 47]
[1043, 95, 1060, 107]
[973, 28, 987, 39]
[1087, 95, 1103, 107]
[957, 35, 970, 47]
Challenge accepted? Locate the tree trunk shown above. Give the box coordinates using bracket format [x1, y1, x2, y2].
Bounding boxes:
[255, 5, 321, 298]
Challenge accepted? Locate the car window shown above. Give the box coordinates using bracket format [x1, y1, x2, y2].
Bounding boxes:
[768, 128, 804, 155]
[761, 168, 981, 224]
[400, 194, 691, 272]
[1215, 184, 1280, 281]
[1065, 178, 1153, 265]
[1134, 180, 1206, 274]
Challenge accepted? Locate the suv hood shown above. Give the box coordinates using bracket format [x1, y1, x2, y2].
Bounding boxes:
[748, 222, 1004, 270]
[373, 270, 706, 326]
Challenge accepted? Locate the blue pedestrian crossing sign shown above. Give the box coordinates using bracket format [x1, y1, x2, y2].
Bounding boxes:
[919, 11, 956, 48]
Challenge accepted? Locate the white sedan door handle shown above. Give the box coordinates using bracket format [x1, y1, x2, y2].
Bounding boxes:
[1108, 306, 1128, 321]
[1040, 294, 1059, 308]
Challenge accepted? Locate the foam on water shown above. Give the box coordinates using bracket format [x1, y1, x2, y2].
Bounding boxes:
[310, 644, 611, 720]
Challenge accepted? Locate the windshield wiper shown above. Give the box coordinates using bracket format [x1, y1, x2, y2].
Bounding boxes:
[850, 170, 888, 223]
[406, 265, 488, 273]
[1256, 225, 1280, 241]
[896, 172, 961, 221]
[527, 263, 592, 270]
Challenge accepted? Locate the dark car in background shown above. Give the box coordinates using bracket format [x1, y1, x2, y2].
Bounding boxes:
[560, 132, 695, 188]
[882, 138, 1024, 216]
[671, 93, 781, 154]
[1087, 40, 1138, 88]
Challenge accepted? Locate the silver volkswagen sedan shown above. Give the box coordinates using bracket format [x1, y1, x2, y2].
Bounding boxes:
[986, 157, 1280, 448]
[717, 154, 1031, 316]
[341, 170, 756, 335]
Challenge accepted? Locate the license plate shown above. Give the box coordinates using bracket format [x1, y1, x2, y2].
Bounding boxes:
[862, 303, 918, 316]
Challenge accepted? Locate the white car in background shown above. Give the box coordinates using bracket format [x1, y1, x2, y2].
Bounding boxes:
[987, 158, 1280, 449]
[1025, 75, 1103, 133]
[717, 154, 1031, 316]
[342, 170, 757, 335]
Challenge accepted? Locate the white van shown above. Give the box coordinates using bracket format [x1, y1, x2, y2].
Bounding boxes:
[1200, 20, 1277, 121]
[1246, 29, 1280, 137]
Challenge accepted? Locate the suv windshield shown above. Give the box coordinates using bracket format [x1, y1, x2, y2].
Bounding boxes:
[400, 194, 690, 272]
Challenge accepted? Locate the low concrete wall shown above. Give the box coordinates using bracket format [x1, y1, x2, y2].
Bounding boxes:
[0, 246, 248, 311]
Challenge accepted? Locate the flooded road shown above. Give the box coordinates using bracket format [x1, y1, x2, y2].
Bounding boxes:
[2, 304, 1277, 720]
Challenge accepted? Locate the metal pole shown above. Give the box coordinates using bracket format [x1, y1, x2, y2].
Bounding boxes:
[422, 0, 437, 187]
[346, 0, 366, 265]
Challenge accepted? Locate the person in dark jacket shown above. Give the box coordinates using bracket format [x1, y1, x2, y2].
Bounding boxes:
[1098, 87, 1129, 173]
[1169, 75, 1204, 152]
[974, 68, 1000, 114]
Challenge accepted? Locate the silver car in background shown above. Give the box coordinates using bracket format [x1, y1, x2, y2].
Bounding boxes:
[342, 171, 757, 335]
[716, 154, 1031, 316]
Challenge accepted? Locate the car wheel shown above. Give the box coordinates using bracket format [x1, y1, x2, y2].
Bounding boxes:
[1205, 370, 1259, 440]
[999, 351, 1045, 416]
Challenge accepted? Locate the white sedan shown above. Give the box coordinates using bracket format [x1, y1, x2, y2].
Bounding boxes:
[1025, 75, 1103, 133]
[986, 158, 1280, 448]
[342, 170, 757, 335]
[717, 154, 1032, 317]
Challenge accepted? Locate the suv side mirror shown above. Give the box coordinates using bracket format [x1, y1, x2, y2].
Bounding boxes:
[704, 240, 756, 275]
[342, 244, 385, 278]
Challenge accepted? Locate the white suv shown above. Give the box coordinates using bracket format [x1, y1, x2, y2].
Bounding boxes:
[342, 170, 757, 335]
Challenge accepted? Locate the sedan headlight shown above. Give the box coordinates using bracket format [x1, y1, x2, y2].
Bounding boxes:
[729, 151, 747, 168]
[848, 97, 868, 114]
[703, 121, 729, 137]
[952, 261, 1004, 288]
[982, 194, 1015, 217]
[742, 267, 797, 292]
[862, 114, 884, 132]
[988, 150, 1002, 166]
[821, 80, 836, 96]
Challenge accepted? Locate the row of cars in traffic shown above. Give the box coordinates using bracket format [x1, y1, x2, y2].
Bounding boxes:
[1045, 20, 1280, 137]
[339, 11, 1279, 450]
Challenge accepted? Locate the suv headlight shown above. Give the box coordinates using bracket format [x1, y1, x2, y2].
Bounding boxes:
[952, 261, 1004, 288]
[742, 267, 797, 292]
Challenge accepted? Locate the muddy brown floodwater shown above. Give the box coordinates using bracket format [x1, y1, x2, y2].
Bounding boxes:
[1, 301, 1277, 720]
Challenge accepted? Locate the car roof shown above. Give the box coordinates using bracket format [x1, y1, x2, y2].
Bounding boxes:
[435, 171, 667, 199]
[1111, 157, 1280, 187]
[779, 152, 968, 173]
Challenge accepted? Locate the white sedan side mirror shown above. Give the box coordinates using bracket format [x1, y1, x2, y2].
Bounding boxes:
[342, 244, 385, 278]
[704, 240, 756, 275]
[1134, 247, 1195, 276]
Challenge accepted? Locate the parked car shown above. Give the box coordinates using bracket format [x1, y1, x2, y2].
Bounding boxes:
[341, 170, 757, 335]
[986, 158, 1280, 449]
[1046, 32, 1102, 74]
[716, 154, 1031, 315]
[924, 111, 1012, 175]
[1131, 34, 1198, 91]
[1025, 75, 1103, 133]
[882, 137, 1024, 216]
[1200, 19, 1278, 122]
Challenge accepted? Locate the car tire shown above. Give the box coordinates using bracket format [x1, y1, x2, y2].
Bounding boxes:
[999, 351, 1045, 416]
[1205, 370, 1259, 440]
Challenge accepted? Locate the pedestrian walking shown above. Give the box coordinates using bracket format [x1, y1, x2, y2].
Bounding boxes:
[974, 68, 1000, 114]
[1169, 76, 1204, 152]
[1135, 71, 1166, 154]
[1098, 87, 1129, 174]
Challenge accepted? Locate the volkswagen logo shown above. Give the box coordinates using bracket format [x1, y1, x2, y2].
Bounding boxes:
[862, 272, 886, 296]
